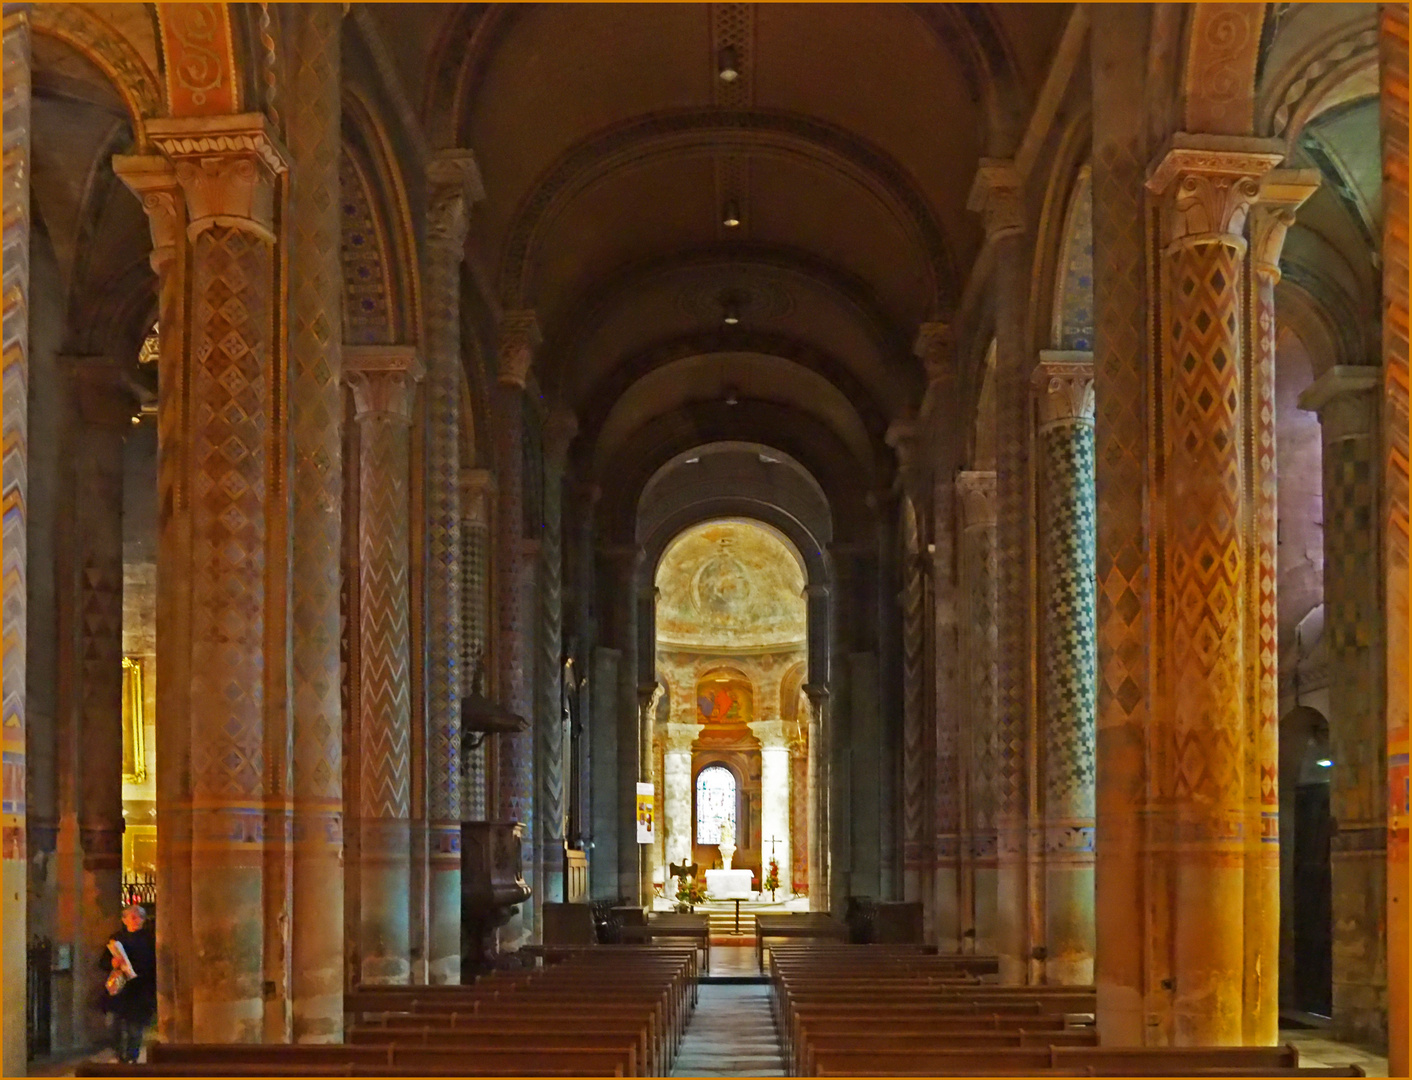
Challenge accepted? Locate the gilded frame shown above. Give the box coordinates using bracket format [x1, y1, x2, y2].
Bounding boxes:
[121, 656, 148, 783]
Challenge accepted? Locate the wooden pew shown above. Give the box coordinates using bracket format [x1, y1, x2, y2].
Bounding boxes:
[806, 1043, 1305, 1077]
[143, 1042, 632, 1075]
[755, 913, 849, 971]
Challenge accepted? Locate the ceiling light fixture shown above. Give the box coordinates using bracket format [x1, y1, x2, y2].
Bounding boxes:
[722, 200, 741, 228]
[722, 295, 742, 325]
[718, 45, 739, 82]
[724, 385, 740, 406]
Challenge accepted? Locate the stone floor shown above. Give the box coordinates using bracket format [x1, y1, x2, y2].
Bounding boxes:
[707, 943, 763, 977]
[1282, 1029, 1389, 1077]
[670, 983, 786, 1077]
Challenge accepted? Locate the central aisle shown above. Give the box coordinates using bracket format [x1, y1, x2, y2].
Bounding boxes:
[670, 983, 786, 1077]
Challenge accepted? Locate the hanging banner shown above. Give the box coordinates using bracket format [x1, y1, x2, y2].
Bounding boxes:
[636, 782, 655, 845]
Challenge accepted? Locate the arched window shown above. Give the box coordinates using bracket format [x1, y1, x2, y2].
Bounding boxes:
[696, 765, 736, 845]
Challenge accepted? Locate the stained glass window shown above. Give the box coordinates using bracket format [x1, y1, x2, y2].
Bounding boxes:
[696, 765, 736, 845]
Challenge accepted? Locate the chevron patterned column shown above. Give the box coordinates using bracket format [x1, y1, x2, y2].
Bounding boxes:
[1146, 140, 1280, 1045]
[62, 358, 134, 1044]
[1298, 367, 1387, 1046]
[969, 160, 1032, 985]
[956, 471, 997, 958]
[536, 409, 576, 904]
[1243, 172, 1318, 1045]
[495, 311, 538, 947]
[147, 113, 289, 1041]
[460, 468, 494, 819]
[424, 150, 482, 984]
[284, 3, 345, 1036]
[1, 10, 28, 1070]
[1031, 353, 1096, 988]
[346, 345, 423, 985]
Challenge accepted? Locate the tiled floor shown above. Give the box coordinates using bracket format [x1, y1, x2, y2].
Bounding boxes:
[670, 984, 786, 1077]
[708, 944, 763, 977]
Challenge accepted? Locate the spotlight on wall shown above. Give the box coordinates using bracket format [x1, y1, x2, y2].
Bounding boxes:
[1316, 758, 1333, 767]
[722, 200, 741, 228]
[718, 45, 739, 82]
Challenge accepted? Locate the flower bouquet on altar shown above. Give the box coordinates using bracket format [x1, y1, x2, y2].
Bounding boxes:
[675, 875, 710, 912]
[763, 856, 780, 902]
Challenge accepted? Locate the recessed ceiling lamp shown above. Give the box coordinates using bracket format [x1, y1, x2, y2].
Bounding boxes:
[722, 200, 741, 228]
[721, 295, 742, 325]
[718, 46, 739, 83]
[723, 384, 740, 406]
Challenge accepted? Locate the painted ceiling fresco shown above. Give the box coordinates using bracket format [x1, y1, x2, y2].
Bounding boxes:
[655, 519, 807, 649]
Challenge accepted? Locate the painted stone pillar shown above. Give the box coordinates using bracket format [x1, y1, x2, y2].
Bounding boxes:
[63, 359, 132, 1044]
[2, 10, 29, 1071]
[346, 345, 423, 985]
[460, 468, 494, 820]
[146, 113, 290, 1041]
[1031, 353, 1096, 987]
[284, 3, 345, 1035]
[536, 409, 577, 904]
[750, 718, 792, 900]
[803, 684, 828, 911]
[663, 722, 704, 873]
[969, 160, 1031, 985]
[1146, 139, 1281, 1046]
[424, 151, 482, 984]
[1244, 172, 1319, 1045]
[1298, 366, 1387, 1046]
[1380, 7, 1410, 1073]
[495, 311, 538, 946]
[956, 471, 998, 957]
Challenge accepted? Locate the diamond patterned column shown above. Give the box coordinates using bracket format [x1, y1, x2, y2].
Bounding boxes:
[424, 150, 482, 984]
[495, 311, 538, 947]
[284, 3, 344, 1036]
[1147, 139, 1280, 1045]
[1298, 367, 1387, 1047]
[460, 468, 494, 819]
[146, 113, 289, 1042]
[968, 160, 1032, 985]
[1032, 353, 1096, 987]
[956, 471, 998, 958]
[1, 10, 29, 1071]
[1244, 172, 1319, 1045]
[61, 359, 134, 1044]
[346, 345, 423, 985]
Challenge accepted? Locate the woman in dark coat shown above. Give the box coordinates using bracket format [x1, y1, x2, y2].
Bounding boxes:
[100, 904, 156, 1064]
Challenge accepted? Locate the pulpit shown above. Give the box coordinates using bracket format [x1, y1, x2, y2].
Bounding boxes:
[461, 820, 531, 980]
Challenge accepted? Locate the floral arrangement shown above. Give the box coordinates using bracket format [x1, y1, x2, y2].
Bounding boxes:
[763, 856, 780, 896]
[676, 876, 711, 908]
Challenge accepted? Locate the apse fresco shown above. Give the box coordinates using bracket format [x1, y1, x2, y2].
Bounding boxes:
[697, 674, 752, 724]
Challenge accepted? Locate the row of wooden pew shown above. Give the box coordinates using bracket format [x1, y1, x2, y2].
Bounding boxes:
[76, 945, 697, 1077]
[766, 943, 1364, 1078]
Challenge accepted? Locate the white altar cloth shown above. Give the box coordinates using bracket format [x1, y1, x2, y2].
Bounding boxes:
[705, 868, 753, 899]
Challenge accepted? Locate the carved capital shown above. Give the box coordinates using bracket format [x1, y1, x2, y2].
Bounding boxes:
[1032, 350, 1095, 431]
[460, 467, 496, 526]
[1297, 365, 1380, 440]
[426, 149, 484, 260]
[663, 722, 705, 755]
[955, 470, 998, 529]
[913, 321, 955, 384]
[638, 682, 666, 723]
[147, 113, 289, 243]
[498, 309, 541, 389]
[60, 356, 136, 429]
[1250, 169, 1321, 280]
[344, 344, 424, 422]
[1146, 134, 1283, 252]
[542, 406, 579, 472]
[966, 159, 1024, 239]
[748, 718, 790, 750]
[111, 155, 182, 275]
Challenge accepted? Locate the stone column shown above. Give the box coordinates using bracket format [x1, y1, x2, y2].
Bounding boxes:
[956, 471, 998, 957]
[62, 359, 132, 1044]
[1298, 366, 1387, 1045]
[536, 409, 577, 904]
[1146, 139, 1281, 1045]
[663, 722, 704, 873]
[2, 10, 29, 1071]
[1244, 172, 1319, 1045]
[1031, 353, 1096, 987]
[495, 311, 538, 946]
[284, 3, 345, 1035]
[146, 113, 289, 1041]
[459, 468, 494, 819]
[346, 345, 423, 985]
[750, 718, 792, 900]
[424, 150, 481, 984]
[969, 160, 1031, 984]
[803, 684, 828, 911]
